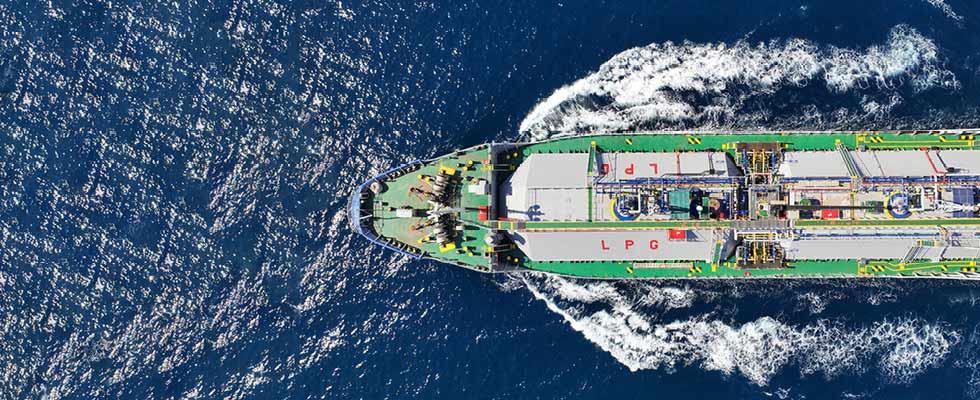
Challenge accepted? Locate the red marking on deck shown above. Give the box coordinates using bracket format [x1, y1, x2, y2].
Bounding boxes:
[922, 149, 949, 184]
[595, 239, 659, 251]
[668, 229, 686, 240]
[821, 209, 840, 219]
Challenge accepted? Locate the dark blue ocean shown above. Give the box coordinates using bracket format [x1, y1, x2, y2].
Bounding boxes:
[5, 0, 980, 398]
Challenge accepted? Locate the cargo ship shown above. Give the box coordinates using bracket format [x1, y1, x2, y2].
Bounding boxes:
[350, 130, 980, 279]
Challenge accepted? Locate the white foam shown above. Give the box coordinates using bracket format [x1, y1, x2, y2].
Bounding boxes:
[638, 286, 697, 310]
[925, 0, 964, 22]
[954, 324, 980, 397]
[796, 292, 827, 314]
[552, 279, 623, 304]
[875, 320, 957, 383]
[523, 275, 960, 386]
[520, 25, 958, 139]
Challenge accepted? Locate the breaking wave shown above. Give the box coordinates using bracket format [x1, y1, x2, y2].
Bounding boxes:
[519, 25, 959, 139]
[523, 275, 959, 386]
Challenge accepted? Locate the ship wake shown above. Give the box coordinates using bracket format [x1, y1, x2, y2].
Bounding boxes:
[519, 25, 960, 140]
[522, 274, 959, 386]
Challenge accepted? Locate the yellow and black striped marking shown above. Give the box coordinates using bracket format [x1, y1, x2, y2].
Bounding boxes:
[961, 266, 978, 273]
[938, 136, 948, 142]
[867, 136, 885, 143]
[626, 266, 634, 274]
[687, 136, 702, 145]
[625, 138, 633, 145]
[868, 264, 887, 273]
[688, 265, 703, 274]
[941, 265, 949, 272]
[962, 134, 975, 140]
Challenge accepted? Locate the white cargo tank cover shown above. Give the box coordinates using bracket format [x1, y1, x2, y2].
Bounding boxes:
[597, 152, 737, 182]
[778, 149, 980, 178]
[502, 152, 737, 221]
[509, 229, 714, 261]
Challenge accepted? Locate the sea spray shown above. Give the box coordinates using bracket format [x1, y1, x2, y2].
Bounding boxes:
[520, 25, 958, 139]
[522, 274, 960, 386]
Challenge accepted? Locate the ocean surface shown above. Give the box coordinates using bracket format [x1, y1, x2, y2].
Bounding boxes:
[4, 0, 980, 398]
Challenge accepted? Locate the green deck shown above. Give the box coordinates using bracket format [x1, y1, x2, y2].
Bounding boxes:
[517, 131, 978, 157]
[525, 259, 978, 279]
[371, 146, 492, 268]
[361, 130, 980, 279]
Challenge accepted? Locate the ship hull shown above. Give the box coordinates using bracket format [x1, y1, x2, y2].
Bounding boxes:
[353, 130, 980, 279]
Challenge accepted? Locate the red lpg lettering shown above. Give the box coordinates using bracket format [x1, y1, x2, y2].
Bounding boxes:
[649, 163, 658, 174]
[603, 239, 658, 250]
[601, 163, 610, 174]
[624, 163, 635, 175]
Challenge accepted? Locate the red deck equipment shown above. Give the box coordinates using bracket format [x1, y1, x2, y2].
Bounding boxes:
[668, 229, 687, 241]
